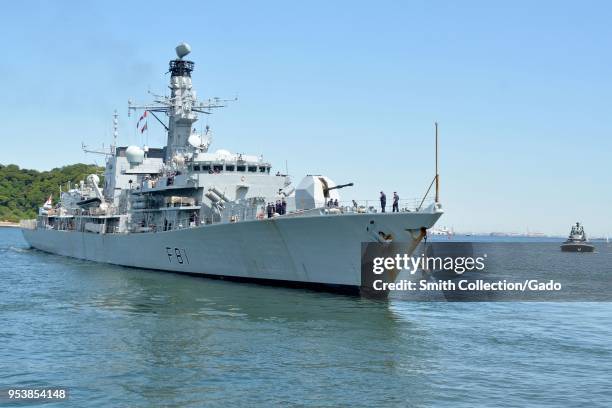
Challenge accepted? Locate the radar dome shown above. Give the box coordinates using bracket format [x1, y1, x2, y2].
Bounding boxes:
[175, 42, 191, 59]
[188, 133, 203, 148]
[126, 145, 145, 165]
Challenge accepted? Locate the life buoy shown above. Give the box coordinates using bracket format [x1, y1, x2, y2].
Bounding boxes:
[241, 176, 246, 182]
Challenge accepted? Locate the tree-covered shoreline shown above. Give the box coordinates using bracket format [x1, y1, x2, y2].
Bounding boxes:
[0, 164, 104, 222]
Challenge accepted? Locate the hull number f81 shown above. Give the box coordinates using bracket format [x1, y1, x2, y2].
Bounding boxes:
[166, 247, 190, 264]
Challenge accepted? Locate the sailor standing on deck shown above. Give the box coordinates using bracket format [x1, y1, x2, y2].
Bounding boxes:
[380, 191, 386, 213]
[392, 192, 399, 212]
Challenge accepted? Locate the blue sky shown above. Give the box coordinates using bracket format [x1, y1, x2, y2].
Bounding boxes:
[1, 1, 610, 235]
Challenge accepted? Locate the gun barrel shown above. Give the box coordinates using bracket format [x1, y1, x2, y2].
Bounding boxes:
[325, 182, 354, 192]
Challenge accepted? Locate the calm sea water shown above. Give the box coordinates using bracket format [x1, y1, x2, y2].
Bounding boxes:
[1, 227, 611, 407]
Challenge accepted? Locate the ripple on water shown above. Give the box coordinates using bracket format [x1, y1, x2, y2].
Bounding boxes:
[1, 228, 612, 407]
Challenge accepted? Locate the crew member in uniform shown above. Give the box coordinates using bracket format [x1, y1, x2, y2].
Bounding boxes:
[380, 191, 386, 213]
[392, 192, 399, 212]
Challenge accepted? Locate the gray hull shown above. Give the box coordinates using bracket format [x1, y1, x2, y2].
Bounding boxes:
[560, 243, 595, 253]
[22, 212, 441, 294]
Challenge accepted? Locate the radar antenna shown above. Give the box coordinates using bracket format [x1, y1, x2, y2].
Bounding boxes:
[82, 110, 119, 156]
[127, 43, 237, 161]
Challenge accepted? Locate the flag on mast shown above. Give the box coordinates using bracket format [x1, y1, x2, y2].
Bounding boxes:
[136, 111, 147, 128]
[43, 195, 52, 210]
[140, 122, 148, 133]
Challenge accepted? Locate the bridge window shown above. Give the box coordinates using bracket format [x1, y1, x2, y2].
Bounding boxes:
[259, 167, 266, 173]
[202, 165, 211, 171]
[193, 165, 200, 171]
[248, 166, 257, 172]
[237, 165, 246, 172]
[213, 165, 223, 172]
[226, 165, 235, 171]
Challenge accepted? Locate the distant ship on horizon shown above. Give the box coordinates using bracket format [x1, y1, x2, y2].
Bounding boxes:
[430, 226, 453, 236]
[560, 222, 595, 252]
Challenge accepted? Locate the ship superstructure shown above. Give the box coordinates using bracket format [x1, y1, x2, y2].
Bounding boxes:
[21, 43, 443, 295]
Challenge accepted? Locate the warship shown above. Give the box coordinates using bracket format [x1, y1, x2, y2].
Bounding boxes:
[21, 43, 443, 295]
[561, 222, 594, 252]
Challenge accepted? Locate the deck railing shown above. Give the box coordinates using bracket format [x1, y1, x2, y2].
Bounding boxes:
[34, 196, 438, 234]
[144, 197, 436, 232]
[318, 198, 433, 214]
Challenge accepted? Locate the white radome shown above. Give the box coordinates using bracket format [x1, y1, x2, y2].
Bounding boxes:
[175, 42, 191, 59]
[188, 134, 201, 147]
[126, 145, 145, 165]
[188, 133, 206, 149]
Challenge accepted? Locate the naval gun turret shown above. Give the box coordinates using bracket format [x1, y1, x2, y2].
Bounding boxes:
[295, 176, 354, 210]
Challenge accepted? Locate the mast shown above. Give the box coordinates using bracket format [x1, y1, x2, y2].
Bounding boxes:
[166, 44, 198, 160]
[82, 111, 119, 157]
[128, 43, 233, 163]
[435, 122, 439, 203]
[112, 110, 118, 155]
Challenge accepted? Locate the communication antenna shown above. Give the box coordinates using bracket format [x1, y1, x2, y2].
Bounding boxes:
[82, 111, 120, 156]
[112, 110, 119, 154]
[435, 122, 439, 203]
[416, 122, 441, 211]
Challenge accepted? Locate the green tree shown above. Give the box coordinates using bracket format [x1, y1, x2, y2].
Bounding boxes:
[0, 163, 104, 222]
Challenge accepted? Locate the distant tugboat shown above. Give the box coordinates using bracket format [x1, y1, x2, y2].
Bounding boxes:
[561, 222, 595, 252]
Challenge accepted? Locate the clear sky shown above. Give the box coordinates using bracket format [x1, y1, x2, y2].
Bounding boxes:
[0, 1, 610, 236]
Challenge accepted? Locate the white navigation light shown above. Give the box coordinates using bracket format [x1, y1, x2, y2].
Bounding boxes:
[176, 42, 192, 59]
[126, 145, 145, 165]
